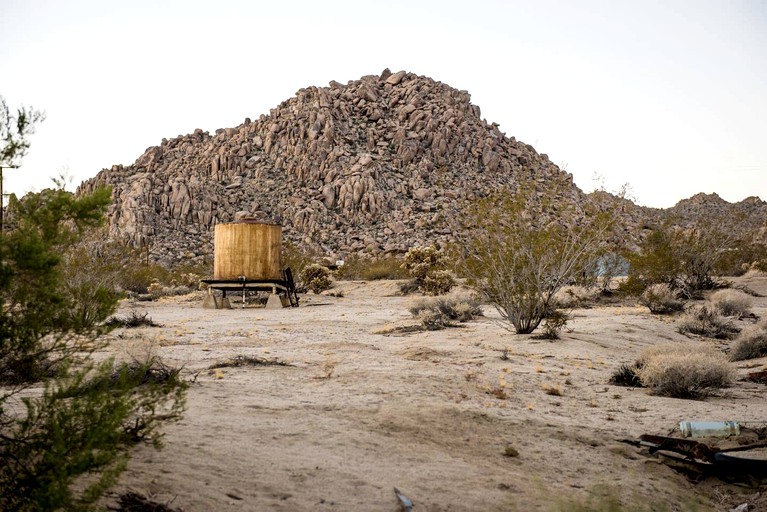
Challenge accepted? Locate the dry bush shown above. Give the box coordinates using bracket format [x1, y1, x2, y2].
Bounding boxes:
[609, 362, 644, 387]
[636, 342, 735, 398]
[409, 291, 483, 330]
[677, 305, 741, 339]
[638, 283, 684, 314]
[709, 289, 753, 318]
[730, 326, 767, 361]
[105, 311, 160, 328]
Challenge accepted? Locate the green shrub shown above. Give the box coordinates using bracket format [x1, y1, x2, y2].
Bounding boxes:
[0, 186, 187, 512]
[301, 263, 332, 294]
[636, 342, 735, 398]
[624, 223, 733, 298]
[460, 185, 613, 334]
[709, 289, 753, 318]
[638, 283, 684, 314]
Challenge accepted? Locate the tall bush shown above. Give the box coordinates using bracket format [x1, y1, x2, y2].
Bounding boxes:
[624, 221, 734, 298]
[460, 183, 613, 334]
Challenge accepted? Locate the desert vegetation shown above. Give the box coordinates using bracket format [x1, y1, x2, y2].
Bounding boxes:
[635, 342, 736, 399]
[401, 245, 456, 296]
[0, 100, 186, 511]
[408, 290, 483, 330]
[623, 221, 735, 298]
[460, 183, 614, 334]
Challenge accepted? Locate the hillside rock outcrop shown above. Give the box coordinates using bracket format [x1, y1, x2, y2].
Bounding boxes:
[78, 69, 582, 266]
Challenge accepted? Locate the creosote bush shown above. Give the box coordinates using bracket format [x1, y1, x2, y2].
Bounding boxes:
[636, 342, 735, 398]
[301, 263, 333, 294]
[709, 289, 753, 318]
[730, 322, 767, 361]
[409, 291, 483, 330]
[402, 246, 455, 295]
[623, 222, 734, 298]
[677, 305, 741, 339]
[460, 183, 614, 334]
[638, 283, 684, 314]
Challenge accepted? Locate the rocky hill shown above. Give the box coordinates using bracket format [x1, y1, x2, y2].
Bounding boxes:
[77, 69, 766, 266]
[77, 69, 585, 266]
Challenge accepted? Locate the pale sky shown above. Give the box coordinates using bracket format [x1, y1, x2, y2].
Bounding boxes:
[1, 0, 765, 208]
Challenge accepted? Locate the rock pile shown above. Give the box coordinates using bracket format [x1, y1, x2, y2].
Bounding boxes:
[77, 69, 766, 267]
[77, 69, 583, 266]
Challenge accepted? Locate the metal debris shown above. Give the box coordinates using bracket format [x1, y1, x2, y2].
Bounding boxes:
[394, 487, 413, 512]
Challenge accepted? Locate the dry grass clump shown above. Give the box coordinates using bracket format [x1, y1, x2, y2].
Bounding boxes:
[105, 311, 160, 328]
[609, 362, 644, 387]
[730, 323, 767, 361]
[636, 342, 735, 398]
[677, 305, 740, 339]
[709, 289, 753, 318]
[638, 283, 684, 314]
[409, 291, 483, 330]
[209, 355, 291, 369]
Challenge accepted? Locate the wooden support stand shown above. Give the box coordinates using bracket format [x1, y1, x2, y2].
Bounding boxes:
[201, 268, 299, 309]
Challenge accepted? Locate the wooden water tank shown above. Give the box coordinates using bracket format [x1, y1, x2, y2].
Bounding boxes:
[213, 222, 282, 280]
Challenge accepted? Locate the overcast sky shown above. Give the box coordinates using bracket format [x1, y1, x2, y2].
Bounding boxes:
[1, 0, 765, 208]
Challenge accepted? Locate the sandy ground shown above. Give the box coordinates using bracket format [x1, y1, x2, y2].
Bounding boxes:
[100, 275, 767, 511]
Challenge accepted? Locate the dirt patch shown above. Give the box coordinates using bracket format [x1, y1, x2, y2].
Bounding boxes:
[99, 278, 767, 511]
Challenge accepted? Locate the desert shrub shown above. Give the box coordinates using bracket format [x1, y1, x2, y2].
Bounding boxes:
[677, 305, 741, 339]
[460, 183, 613, 334]
[754, 259, 767, 273]
[409, 291, 483, 329]
[638, 283, 684, 314]
[0, 107, 185, 510]
[730, 327, 767, 361]
[0, 185, 186, 512]
[301, 263, 332, 294]
[609, 362, 644, 387]
[636, 342, 735, 398]
[624, 222, 734, 298]
[336, 254, 408, 280]
[539, 310, 571, 340]
[402, 246, 455, 295]
[282, 241, 320, 287]
[421, 268, 456, 295]
[709, 289, 753, 318]
[715, 241, 767, 276]
[105, 311, 160, 328]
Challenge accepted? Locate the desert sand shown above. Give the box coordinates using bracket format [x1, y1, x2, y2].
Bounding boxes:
[101, 275, 767, 511]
